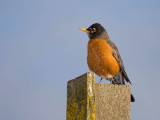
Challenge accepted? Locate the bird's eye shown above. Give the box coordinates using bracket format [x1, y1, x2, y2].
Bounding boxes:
[90, 28, 96, 33]
[93, 28, 96, 31]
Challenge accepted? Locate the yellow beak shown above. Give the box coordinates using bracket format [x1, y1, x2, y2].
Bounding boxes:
[80, 28, 89, 33]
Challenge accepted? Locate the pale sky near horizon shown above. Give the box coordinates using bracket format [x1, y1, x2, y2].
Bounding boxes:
[0, 0, 160, 120]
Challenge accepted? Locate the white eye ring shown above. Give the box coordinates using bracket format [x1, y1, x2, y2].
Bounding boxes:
[91, 28, 96, 33]
[93, 28, 96, 31]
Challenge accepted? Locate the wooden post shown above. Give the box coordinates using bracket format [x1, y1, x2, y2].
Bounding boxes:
[66, 72, 131, 120]
[66, 72, 95, 120]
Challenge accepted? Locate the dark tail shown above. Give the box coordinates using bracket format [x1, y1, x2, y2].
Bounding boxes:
[131, 94, 135, 102]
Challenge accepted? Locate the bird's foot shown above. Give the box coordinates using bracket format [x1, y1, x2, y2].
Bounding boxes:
[110, 77, 113, 84]
[99, 78, 103, 83]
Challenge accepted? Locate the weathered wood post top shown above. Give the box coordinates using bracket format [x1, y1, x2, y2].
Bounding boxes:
[66, 72, 131, 120]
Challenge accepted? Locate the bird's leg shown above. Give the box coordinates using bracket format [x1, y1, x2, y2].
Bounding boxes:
[110, 77, 113, 84]
[99, 78, 103, 83]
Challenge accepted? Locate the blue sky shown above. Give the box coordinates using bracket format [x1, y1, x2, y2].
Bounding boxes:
[0, 0, 160, 119]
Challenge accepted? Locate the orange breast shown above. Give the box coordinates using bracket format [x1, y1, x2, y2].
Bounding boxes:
[87, 38, 120, 78]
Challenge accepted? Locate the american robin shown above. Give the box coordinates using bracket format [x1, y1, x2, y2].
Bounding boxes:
[80, 23, 135, 102]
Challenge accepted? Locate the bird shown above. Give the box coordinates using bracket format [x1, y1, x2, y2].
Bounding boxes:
[80, 23, 135, 102]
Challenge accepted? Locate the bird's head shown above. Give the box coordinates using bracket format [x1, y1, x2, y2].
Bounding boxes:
[80, 23, 107, 39]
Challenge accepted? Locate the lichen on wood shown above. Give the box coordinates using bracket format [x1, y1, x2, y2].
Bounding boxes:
[66, 72, 131, 120]
[66, 72, 95, 120]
